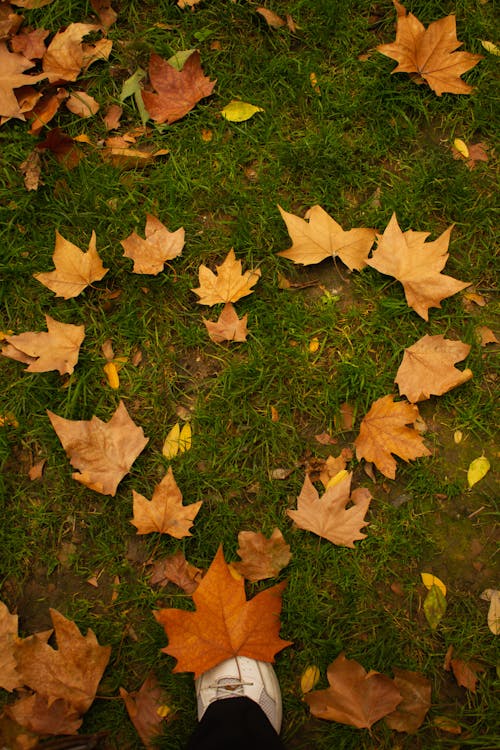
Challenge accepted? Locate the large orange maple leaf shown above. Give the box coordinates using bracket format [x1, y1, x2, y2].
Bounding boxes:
[377, 1, 482, 95]
[154, 547, 292, 678]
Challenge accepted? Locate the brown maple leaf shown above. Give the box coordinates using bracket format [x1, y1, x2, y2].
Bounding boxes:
[121, 214, 184, 275]
[42, 23, 101, 82]
[14, 609, 111, 714]
[395, 334, 472, 402]
[0, 41, 46, 119]
[232, 528, 291, 582]
[450, 658, 484, 693]
[34, 230, 108, 299]
[287, 472, 371, 548]
[384, 668, 431, 733]
[131, 467, 202, 538]
[48, 400, 149, 496]
[0, 601, 22, 691]
[277, 205, 376, 271]
[149, 550, 203, 594]
[355, 394, 431, 479]
[5, 692, 82, 736]
[192, 249, 261, 305]
[90, 0, 117, 31]
[367, 213, 470, 320]
[377, 1, 482, 95]
[203, 302, 248, 343]
[2, 315, 85, 375]
[154, 546, 292, 678]
[141, 50, 216, 125]
[10, 28, 49, 60]
[120, 672, 170, 749]
[304, 653, 402, 728]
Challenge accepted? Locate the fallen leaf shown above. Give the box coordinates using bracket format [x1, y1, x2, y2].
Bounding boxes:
[423, 585, 447, 630]
[192, 249, 261, 305]
[452, 140, 489, 169]
[395, 334, 472, 402]
[5, 693, 82, 735]
[154, 546, 292, 678]
[270, 467, 294, 480]
[10, 28, 49, 60]
[310, 72, 320, 93]
[0, 601, 22, 691]
[287, 472, 371, 548]
[37, 126, 82, 168]
[28, 89, 69, 134]
[103, 102, 122, 129]
[203, 302, 248, 343]
[149, 550, 202, 594]
[162, 422, 191, 459]
[421, 573, 446, 597]
[0, 5, 23, 41]
[177, 0, 202, 7]
[301, 665, 321, 694]
[28, 458, 46, 481]
[450, 658, 484, 692]
[42, 23, 100, 82]
[463, 291, 486, 306]
[338, 402, 354, 430]
[480, 589, 500, 635]
[314, 431, 336, 445]
[377, 2, 482, 95]
[355, 395, 431, 479]
[318, 450, 352, 488]
[34, 231, 108, 299]
[433, 715, 462, 734]
[167, 49, 197, 71]
[221, 100, 264, 122]
[481, 40, 500, 55]
[91, 0, 117, 30]
[121, 214, 184, 275]
[47, 400, 149, 496]
[384, 668, 431, 733]
[232, 528, 291, 582]
[467, 455, 490, 487]
[277, 205, 376, 271]
[131, 467, 202, 537]
[476, 326, 498, 346]
[304, 653, 402, 728]
[65, 91, 100, 117]
[142, 50, 215, 125]
[14, 608, 111, 713]
[120, 672, 170, 748]
[256, 7, 286, 28]
[0, 41, 46, 119]
[367, 213, 470, 320]
[103, 361, 120, 389]
[19, 149, 42, 190]
[2, 315, 85, 375]
[100, 144, 169, 168]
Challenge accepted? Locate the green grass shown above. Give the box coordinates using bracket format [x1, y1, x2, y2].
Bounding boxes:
[0, 0, 499, 748]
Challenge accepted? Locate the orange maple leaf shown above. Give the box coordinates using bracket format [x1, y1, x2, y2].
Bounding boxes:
[355, 394, 431, 479]
[203, 302, 248, 343]
[121, 214, 184, 275]
[34, 230, 108, 299]
[131, 467, 202, 538]
[304, 653, 402, 728]
[367, 213, 470, 320]
[232, 528, 292, 582]
[142, 50, 216, 125]
[2, 315, 85, 375]
[377, 1, 482, 95]
[0, 41, 46, 119]
[287, 473, 371, 548]
[48, 400, 149, 496]
[192, 249, 261, 306]
[395, 334, 472, 403]
[154, 547, 292, 678]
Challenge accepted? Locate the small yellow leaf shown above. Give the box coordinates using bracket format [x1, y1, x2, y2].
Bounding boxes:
[163, 422, 181, 459]
[309, 72, 320, 94]
[467, 455, 490, 488]
[300, 664, 320, 694]
[156, 704, 171, 718]
[326, 469, 349, 490]
[453, 138, 469, 158]
[423, 584, 447, 630]
[0, 412, 19, 427]
[464, 292, 486, 306]
[179, 422, 192, 453]
[221, 100, 264, 122]
[481, 40, 500, 56]
[201, 128, 213, 142]
[453, 430, 463, 444]
[421, 573, 447, 597]
[104, 361, 120, 389]
[308, 337, 320, 353]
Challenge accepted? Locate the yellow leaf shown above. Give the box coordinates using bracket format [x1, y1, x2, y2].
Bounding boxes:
[453, 138, 469, 158]
[467, 455, 490, 488]
[300, 664, 320, 694]
[104, 361, 120, 389]
[310, 72, 320, 94]
[221, 100, 264, 122]
[163, 422, 180, 459]
[453, 430, 463, 444]
[179, 422, 192, 453]
[423, 585, 447, 630]
[156, 704, 171, 718]
[326, 469, 349, 489]
[421, 573, 447, 597]
[481, 40, 500, 56]
[309, 337, 320, 353]
[228, 563, 244, 581]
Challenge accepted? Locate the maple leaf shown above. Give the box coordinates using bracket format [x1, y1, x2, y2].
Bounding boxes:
[377, 1, 482, 95]
[121, 214, 184, 275]
[154, 546, 292, 678]
[5, 693, 82, 735]
[449, 658, 484, 693]
[66, 91, 100, 118]
[287, 473, 371, 548]
[304, 653, 402, 728]
[34, 230, 108, 299]
[367, 213, 470, 320]
[2, 315, 85, 375]
[0, 601, 22, 691]
[10, 28, 49, 60]
[90, 0, 117, 31]
[192, 249, 261, 305]
[131, 467, 202, 538]
[203, 302, 248, 343]
[120, 672, 171, 749]
[149, 550, 202, 594]
[13, 609, 111, 714]
[232, 528, 291, 582]
[395, 334, 472, 402]
[355, 394, 431, 479]
[48, 400, 149, 496]
[141, 50, 216, 125]
[384, 668, 431, 733]
[277, 205, 376, 271]
[42, 23, 100, 82]
[0, 41, 46, 119]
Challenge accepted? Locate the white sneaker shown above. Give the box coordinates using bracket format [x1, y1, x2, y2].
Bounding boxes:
[195, 656, 282, 733]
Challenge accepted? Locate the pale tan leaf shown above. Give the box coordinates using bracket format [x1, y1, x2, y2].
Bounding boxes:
[2, 315, 85, 375]
[121, 214, 184, 275]
[34, 231, 108, 299]
[192, 249, 261, 305]
[203, 302, 248, 343]
[66, 91, 100, 117]
[0, 601, 22, 691]
[131, 466, 202, 537]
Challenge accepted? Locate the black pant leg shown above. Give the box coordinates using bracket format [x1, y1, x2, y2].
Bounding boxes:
[185, 696, 286, 750]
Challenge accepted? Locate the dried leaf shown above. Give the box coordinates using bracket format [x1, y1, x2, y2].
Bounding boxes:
[48, 400, 149, 496]
[452, 140, 488, 169]
[301, 665, 321, 694]
[232, 528, 291, 582]
[19, 149, 42, 191]
[287, 472, 371, 548]
[11, 28, 49, 60]
[423, 584, 447, 630]
[221, 100, 264, 122]
[476, 326, 498, 346]
[120, 672, 170, 748]
[355, 395, 431, 479]
[154, 546, 292, 678]
[131, 467, 202, 537]
[5, 693, 82, 735]
[192, 249, 261, 305]
[450, 658, 484, 692]
[37, 126, 82, 168]
[91, 0, 117, 30]
[34, 231, 108, 299]
[103, 103, 122, 129]
[66, 91, 100, 118]
[433, 715, 462, 734]
[203, 302, 248, 343]
[0, 41, 46, 119]
[256, 8, 286, 28]
[480, 589, 500, 635]
[2, 315, 85, 375]
[121, 214, 184, 275]
[149, 551, 202, 594]
[0, 601, 22, 691]
[42, 23, 100, 82]
[384, 668, 431, 733]
[28, 458, 46, 481]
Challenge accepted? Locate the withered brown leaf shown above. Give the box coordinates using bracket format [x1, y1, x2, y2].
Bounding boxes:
[131, 467, 202, 538]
